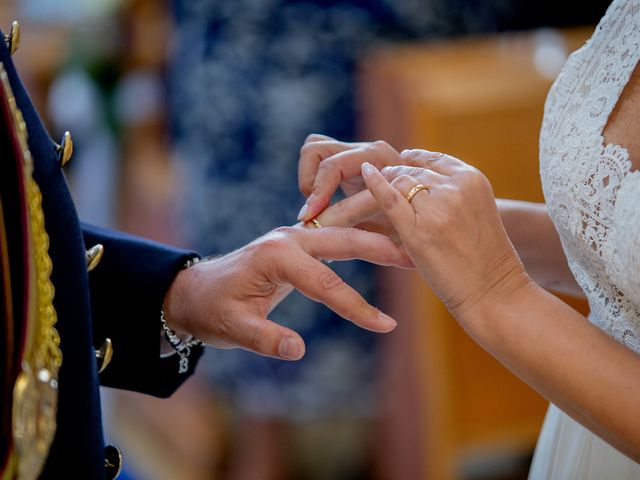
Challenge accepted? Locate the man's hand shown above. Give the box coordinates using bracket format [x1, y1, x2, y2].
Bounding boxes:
[162, 225, 411, 360]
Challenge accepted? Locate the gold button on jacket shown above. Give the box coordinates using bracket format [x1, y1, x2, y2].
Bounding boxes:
[4, 21, 19, 55]
[104, 445, 123, 479]
[95, 338, 113, 373]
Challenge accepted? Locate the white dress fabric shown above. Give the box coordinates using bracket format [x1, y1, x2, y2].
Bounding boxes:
[531, 0, 640, 477]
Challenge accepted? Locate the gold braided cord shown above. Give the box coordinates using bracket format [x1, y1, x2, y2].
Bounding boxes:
[27, 172, 61, 371]
[8, 86, 61, 371]
[1, 63, 61, 480]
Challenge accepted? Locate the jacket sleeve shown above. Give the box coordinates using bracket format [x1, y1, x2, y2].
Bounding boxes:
[82, 223, 204, 397]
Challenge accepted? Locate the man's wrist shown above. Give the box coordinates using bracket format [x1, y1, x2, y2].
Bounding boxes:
[162, 256, 201, 334]
[160, 256, 205, 372]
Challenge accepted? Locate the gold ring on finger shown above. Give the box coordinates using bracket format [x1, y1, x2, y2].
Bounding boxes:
[405, 184, 429, 204]
[306, 218, 323, 228]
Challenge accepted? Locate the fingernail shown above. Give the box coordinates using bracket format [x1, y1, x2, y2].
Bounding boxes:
[297, 203, 308, 221]
[378, 312, 397, 330]
[362, 162, 375, 177]
[279, 337, 304, 360]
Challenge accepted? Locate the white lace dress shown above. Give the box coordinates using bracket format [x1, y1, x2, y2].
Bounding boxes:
[530, 0, 640, 477]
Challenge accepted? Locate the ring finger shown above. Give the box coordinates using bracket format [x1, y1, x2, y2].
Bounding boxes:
[388, 170, 445, 208]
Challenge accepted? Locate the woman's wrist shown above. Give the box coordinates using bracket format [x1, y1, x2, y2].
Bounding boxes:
[452, 255, 534, 338]
[455, 265, 537, 348]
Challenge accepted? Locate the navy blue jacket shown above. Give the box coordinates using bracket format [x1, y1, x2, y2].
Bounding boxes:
[0, 32, 203, 479]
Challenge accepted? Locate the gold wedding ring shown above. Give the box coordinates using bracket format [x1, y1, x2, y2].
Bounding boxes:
[307, 218, 323, 228]
[405, 184, 429, 203]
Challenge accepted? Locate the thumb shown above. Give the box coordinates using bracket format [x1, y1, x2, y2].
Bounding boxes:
[219, 312, 306, 361]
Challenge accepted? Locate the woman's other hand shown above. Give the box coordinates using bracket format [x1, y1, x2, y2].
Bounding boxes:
[297, 134, 403, 222]
[361, 149, 533, 324]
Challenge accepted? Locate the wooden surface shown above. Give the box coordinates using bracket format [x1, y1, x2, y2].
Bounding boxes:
[363, 28, 593, 479]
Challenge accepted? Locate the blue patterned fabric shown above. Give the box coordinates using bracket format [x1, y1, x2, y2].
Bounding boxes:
[167, 0, 439, 419]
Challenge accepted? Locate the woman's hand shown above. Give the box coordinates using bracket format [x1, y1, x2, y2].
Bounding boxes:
[163, 224, 411, 361]
[297, 134, 404, 222]
[360, 151, 640, 461]
[361, 149, 532, 323]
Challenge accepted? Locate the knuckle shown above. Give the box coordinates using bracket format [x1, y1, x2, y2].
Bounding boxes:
[261, 237, 283, 250]
[413, 167, 429, 178]
[267, 228, 297, 250]
[389, 176, 402, 187]
[458, 167, 484, 186]
[255, 235, 288, 257]
[422, 152, 448, 167]
[299, 141, 314, 157]
[316, 158, 337, 176]
[403, 154, 421, 167]
[273, 225, 295, 237]
[246, 329, 264, 353]
[317, 270, 345, 291]
[402, 149, 424, 163]
[398, 174, 414, 183]
[364, 142, 380, 160]
[392, 175, 414, 191]
[305, 133, 323, 144]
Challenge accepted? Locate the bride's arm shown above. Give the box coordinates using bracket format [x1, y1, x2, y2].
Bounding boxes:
[497, 199, 584, 297]
[358, 153, 640, 462]
[467, 277, 640, 462]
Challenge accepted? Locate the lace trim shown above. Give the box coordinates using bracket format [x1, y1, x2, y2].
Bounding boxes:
[539, 0, 640, 351]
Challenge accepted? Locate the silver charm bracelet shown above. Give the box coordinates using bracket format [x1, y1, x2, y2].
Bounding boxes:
[160, 256, 204, 374]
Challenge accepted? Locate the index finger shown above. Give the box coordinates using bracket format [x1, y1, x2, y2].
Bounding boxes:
[301, 143, 396, 221]
[298, 139, 355, 197]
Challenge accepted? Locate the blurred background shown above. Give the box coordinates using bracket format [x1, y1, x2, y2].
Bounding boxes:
[1, 1, 610, 479]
